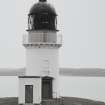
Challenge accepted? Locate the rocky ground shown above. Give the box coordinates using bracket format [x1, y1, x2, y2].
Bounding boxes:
[0, 97, 105, 105]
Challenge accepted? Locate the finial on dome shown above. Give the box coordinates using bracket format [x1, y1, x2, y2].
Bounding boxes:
[39, 0, 47, 2]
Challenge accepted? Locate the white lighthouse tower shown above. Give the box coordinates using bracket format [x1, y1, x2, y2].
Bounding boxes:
[18, 0, 62, 104]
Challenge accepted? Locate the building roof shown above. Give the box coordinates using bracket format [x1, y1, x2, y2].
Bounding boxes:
[29, 2, 57, 15]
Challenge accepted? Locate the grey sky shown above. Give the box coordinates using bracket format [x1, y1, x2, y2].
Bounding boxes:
[0, 0, 105, 102]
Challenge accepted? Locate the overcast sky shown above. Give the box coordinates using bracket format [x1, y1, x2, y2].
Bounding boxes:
[0, 0, 105, 102]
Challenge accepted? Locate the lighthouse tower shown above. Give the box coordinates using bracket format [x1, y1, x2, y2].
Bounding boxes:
[19, 0, 62, 104]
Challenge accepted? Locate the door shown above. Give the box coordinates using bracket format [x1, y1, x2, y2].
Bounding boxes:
[42, 77, 53, 99]
[25, 85, 33, 103]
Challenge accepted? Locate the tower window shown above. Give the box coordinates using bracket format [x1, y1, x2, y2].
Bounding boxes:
[28, 15, 34, 30]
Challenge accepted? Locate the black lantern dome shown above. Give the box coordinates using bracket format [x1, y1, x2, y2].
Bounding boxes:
[28, 0, 57, 31]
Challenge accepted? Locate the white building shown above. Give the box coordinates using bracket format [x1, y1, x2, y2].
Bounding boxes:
[18, 0, 62, 104]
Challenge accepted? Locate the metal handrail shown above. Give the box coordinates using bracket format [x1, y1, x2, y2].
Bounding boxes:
[23, 33, 62, 45]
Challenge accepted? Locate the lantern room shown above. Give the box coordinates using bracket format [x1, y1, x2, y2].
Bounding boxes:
[28, 0, 57, 31]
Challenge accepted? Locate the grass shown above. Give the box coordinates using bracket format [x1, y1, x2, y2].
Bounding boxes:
[0, 97, 18, 105]
[0, 97, 104, 105]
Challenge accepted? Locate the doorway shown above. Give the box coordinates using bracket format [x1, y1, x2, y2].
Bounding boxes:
[42, 77, 53, 99]
[25, 85, 33, 103]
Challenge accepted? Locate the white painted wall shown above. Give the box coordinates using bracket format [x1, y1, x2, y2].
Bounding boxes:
[24, 30, 62, 98]
[26, 48, 59, 77]
[18, 77, 41, 104]
[26, 48, 60, 98]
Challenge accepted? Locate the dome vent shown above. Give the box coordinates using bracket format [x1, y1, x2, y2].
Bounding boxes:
[39, 0, 47, 2]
